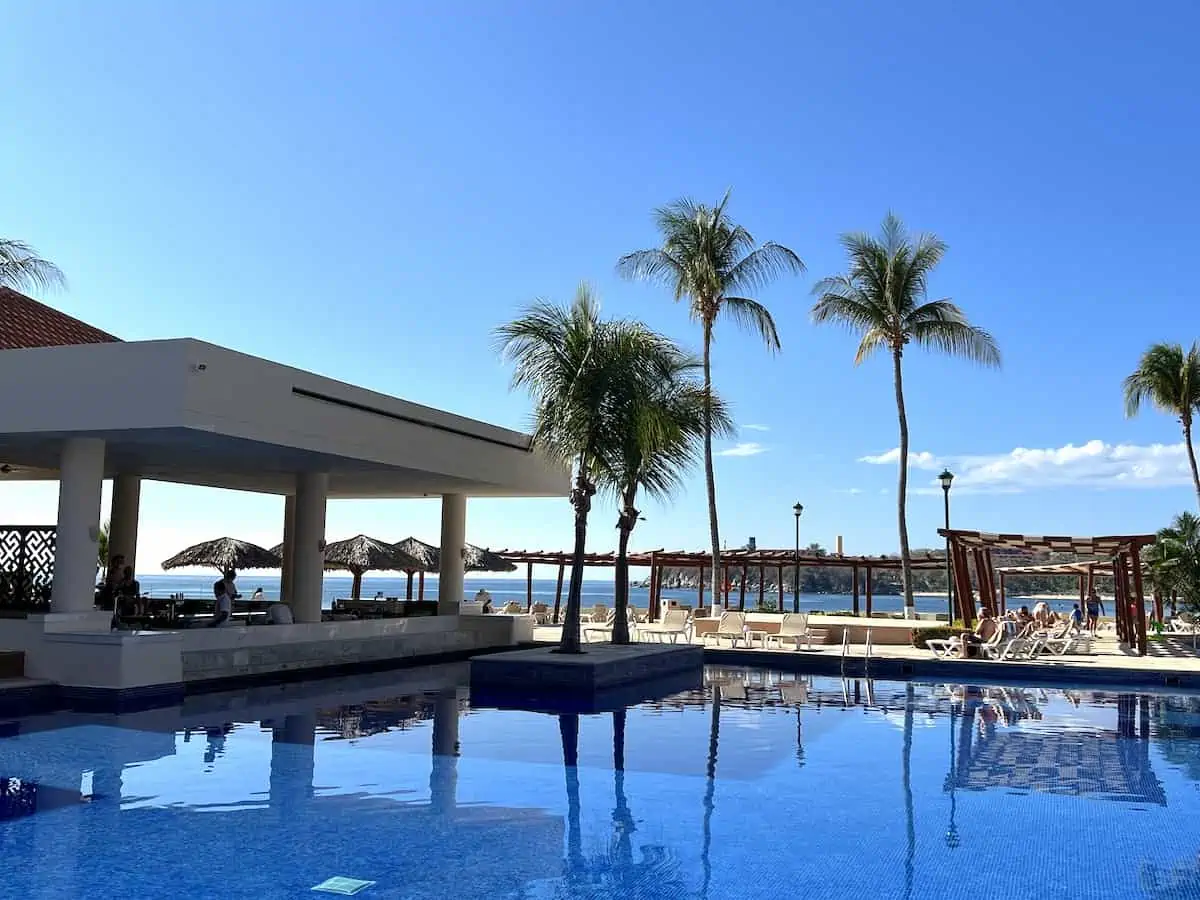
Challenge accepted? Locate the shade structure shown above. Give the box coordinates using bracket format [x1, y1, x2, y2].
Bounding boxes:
[394, 537, 440, 571]
[464, 544, 517, 574]
[323, 534, 425, 600]
[161, 538, 282, 572]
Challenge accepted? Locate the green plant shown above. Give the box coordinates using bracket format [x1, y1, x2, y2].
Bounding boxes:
[619, 192, 804, 611]
[1124, 342, 1200, 509]
[595, 346, 732, 643]
[910, 625, 964, 649]
[1147, 512, 1200, 612]
[813, 214, 1000, 616]
[496, 285, 680, 653]
[0, 238, 65, 292]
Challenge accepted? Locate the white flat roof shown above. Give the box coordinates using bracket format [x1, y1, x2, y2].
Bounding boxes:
[0, 339, 568, 498]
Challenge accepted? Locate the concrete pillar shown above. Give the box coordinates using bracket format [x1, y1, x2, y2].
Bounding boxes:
[279, 495, 296, 603]
[52, 438, 106, 613]
[292, 473, 328, 623]
[438, 493, 466, 616]
[108, 475, 141, 573]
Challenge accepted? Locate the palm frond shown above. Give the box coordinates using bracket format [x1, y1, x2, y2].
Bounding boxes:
[725, 242, 806, 295]
[1123, 342, 1200, 419]
[909, 317, 1001, 366]
[719, 297, 781, 350]
[0, 239, 66, 293]
[854, 329, 892, 365]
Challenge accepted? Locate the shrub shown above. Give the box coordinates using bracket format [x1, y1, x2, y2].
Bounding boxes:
[911, 625, 963, 649]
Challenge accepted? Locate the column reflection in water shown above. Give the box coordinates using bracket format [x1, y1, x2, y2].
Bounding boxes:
[270, 713, 316, 819]
[430, 691, 461, 816]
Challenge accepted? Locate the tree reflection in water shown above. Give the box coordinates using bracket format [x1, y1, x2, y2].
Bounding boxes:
[549, 709, 690, 900]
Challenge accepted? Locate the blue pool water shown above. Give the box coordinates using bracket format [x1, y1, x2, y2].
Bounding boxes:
[2, 666, 1199, 898]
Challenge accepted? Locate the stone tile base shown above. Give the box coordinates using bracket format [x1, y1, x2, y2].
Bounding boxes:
[469, 643, 704, 712]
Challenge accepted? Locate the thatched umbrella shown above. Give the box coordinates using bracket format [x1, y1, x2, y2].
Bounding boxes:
[394, 537, 438, 599]
[323, 534, 425, 601]
[161, 538, 282, 572]
[392, 538, 515, 600]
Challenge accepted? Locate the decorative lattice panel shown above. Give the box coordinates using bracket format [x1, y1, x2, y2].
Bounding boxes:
[0, 526, 56, 611]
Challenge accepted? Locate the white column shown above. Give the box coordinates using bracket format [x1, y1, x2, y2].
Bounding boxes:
[292, 473, 328, 623]
[108, 475, 141, 573]
[438, 493, 466, 616]
[52, 438, 106, 613]
[279, 495, 296, 603]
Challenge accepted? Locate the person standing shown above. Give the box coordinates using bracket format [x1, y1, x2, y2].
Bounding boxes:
[210, 568, 239, 627]
[1085, 590, 1105, 635]
[1070, 603, 1083, 633]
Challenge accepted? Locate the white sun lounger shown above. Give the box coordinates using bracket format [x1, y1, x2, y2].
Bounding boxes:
[766, 613, 813, 651]
[639, 608, 692, 643]
[702, 612, 748, 648]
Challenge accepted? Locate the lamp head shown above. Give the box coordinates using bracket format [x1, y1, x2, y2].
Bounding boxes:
[938, 469, 955, 491]
[793, 502, 804, 518]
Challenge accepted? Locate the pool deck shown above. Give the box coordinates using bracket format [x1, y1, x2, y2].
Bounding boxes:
[531, 621, 1200, 689]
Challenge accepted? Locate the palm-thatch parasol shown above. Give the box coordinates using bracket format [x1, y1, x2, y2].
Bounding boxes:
[161, 538, 282, 572]
[392, 537, 515, 599]
[323, 534, 425, 601]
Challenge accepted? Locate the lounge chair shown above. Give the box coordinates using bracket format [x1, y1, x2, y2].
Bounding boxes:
[499, 601, 523, 615]
[530, 602, 551, 625]
[702, 612, 748, 648]
[583, 608, 638, 642]
[639, 608, 691, 644]
[1040, 626, 1093, 656]
[930, 624, 1006, 659]
[765, 613, 813, 651]
[589, 603, 609, 623]
[779, 678, 809, 705]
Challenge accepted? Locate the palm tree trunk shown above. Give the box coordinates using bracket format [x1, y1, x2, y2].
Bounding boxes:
[558, 461, 593, 654]
[613, 494, 636, 645]
[892, 349, 915, 617]
[1184, 415, 1200, 511]
[702, 316, 722, 616]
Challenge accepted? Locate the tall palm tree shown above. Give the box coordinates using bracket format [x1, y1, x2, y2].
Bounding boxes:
[1124, 342, 1200, 509]
[496, 284, 678, 652]
[0, 238, 65, 292]
[618, 192, 804, 612]
[595, 350, 733, 643]
[812, 213, 1000, 617]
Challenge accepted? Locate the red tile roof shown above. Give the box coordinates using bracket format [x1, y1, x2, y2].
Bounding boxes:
[0, 287, 120, 350]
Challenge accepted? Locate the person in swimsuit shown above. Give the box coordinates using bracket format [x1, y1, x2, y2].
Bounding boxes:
[1085, 591, 1104, 635]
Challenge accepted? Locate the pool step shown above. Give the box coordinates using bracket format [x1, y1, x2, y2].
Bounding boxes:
[0, 651, 24, 679]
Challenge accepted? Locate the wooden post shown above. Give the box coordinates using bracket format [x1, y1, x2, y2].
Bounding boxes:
[553, 562, 565, 624]
[739, 564, 747, 612]
[999, 573, 1007, 615]
[698, 564, 705, 609]
[418, 570, 425, 601]
[1113, 555, 1128, 644]
[648, 552, 659, 621]
[852, 564, 860, 616]
[777, 565, 784, 613]
[952, 545, 974, 628]
[722, 564, 730, 610]
[526, 561, 534, 612]
[758, 565, 765, 611]
[1132, 545, 1148, 656]
[406, 570, 414, 600]
[865, 566, 873, 618]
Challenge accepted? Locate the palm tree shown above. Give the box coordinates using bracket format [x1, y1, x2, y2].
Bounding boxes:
[496, 284, 679, 653]
[1124, 342, 1200, 509]
[97, 519, 110, 572]
[595, 350, 733, 643]
[618, 192, 804, 612]
[0, 239, 65, 292]
[1147, 512, 1200, 611]
[812, 213, 1000, 617]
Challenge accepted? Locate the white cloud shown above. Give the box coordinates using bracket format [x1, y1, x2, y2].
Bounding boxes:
[858, 448, 939, 469]
[857, 439, 1193, 495]
[741, 424, 771, 432]
[719, 442, 768, 458]
[835, 488, 865, 495]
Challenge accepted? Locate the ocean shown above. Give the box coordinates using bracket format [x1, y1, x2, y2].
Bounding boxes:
[136, 574, 1078, 615]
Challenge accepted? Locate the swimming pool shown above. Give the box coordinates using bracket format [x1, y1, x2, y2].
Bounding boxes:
[1, 663, 1198, 899]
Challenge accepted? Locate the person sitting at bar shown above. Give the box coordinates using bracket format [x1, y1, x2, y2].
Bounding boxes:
[209, 568, 238, 627]
[116, 565, 141, 615]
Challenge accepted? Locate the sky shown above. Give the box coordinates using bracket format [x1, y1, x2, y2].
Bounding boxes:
[3, 1, 1199, 575]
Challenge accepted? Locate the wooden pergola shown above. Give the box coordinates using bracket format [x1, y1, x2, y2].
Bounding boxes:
[940, 529, 1158, 655]
[494, 547, 946, 622]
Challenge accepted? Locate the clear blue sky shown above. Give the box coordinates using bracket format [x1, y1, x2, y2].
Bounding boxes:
[3, 2, 1198, 573]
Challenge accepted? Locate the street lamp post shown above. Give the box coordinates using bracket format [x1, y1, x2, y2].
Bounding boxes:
[792, 502, 803, 614]
[939, 469, 954, 623]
